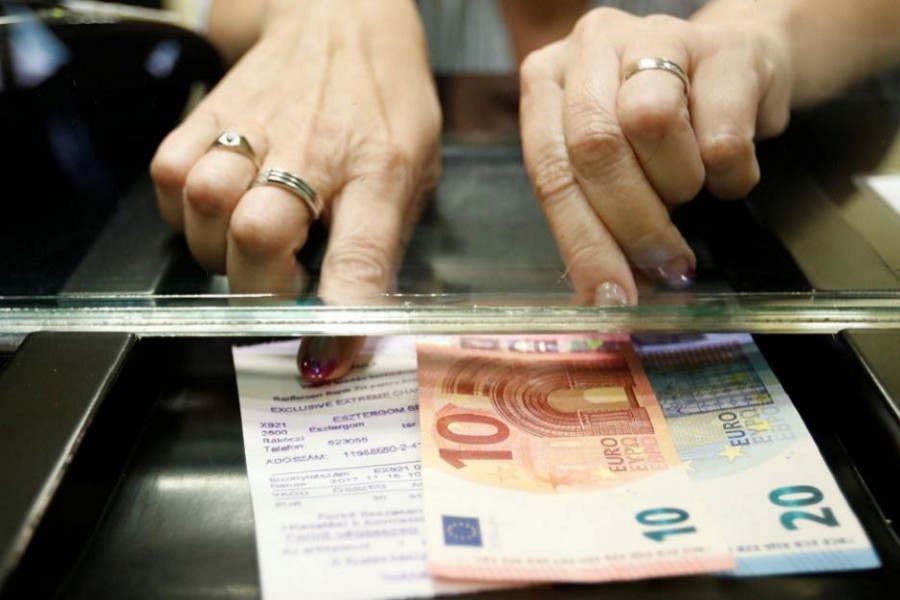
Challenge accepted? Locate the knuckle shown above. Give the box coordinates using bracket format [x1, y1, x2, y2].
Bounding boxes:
[566, 119, 632, 174]
[149, 146, 190, 194]
[357, 142, 417, 191]
[640, 13, 684, 35]
[575, 7, 625, 37]
[183, 168, 237, 217]
[698, 133, 754, 172]
[619, 92, 688, 141]
[322, 239, 393, 291]
[520, 48, 552, 92]
[565, 238, 616, 277]
[528, 149, 579, 208]
[372, 142, 413, 175]
[228, 209, 287, 259]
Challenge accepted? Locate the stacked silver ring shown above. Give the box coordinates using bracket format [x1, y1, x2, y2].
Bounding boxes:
[254, 168, 323, 220]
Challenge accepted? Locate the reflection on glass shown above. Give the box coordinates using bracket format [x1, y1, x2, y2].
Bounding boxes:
[6, 3, 70, 88]
[144, 38, 182, 79]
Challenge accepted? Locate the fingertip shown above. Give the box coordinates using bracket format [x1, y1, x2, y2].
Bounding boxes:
[567, 249, 638, 306]
[646, 256, 696, 289]
[298, 336, 366, 385]
[594, 281, 634, 307]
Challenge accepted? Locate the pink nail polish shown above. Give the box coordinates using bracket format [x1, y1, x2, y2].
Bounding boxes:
[652, 257, 695, 289]
[594, 282, 629, 306]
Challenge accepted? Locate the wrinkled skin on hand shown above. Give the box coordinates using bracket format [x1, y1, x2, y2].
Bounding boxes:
[518, 7, 790, 305]
[151, 0, 440, 383]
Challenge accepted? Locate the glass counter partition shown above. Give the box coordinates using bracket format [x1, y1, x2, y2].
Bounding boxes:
[3, 6, 900, 600]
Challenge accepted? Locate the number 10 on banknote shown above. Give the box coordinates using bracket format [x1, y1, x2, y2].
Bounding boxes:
[416, 335, 733, 582]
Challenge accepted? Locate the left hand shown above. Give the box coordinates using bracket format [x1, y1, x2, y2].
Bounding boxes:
[518, 7, 792, 305]
[150, 0, 440, 384]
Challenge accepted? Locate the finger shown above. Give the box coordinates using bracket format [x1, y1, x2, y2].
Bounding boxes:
[756, 54, 791, 140]
[295, 34, 435, 386]
[312, 30, 422, 305]
[520, 42, 636, 305]
[150, 110, 220, 232]
[563, 20, 696, 288]
[690, 47, 762, 199]
[317, 155, 412, 304]
[226, 137, 343, 295]
[298, 336, 366, 385]
[300, 160, 412, 386]
[618, 50, 704, 206]
[183, 124, 267, 272]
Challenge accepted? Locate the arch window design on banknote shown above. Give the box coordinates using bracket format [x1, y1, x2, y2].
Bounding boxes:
[419, 335, 678, 493]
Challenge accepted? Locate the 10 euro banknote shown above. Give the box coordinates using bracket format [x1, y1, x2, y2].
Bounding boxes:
[416, 334, 733, 582]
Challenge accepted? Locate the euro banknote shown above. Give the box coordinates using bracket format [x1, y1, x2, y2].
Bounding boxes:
[634, 333, 879, 575]
[416, 334, 734, 582]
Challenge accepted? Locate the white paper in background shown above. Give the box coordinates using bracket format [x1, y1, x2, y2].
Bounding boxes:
[860, 173, 900, 218]
[232, 338, 502, 600]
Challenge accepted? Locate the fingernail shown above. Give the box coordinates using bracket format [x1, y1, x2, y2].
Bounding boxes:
[299, 337, 340, 385]
[594, 282, 629, 306]
[651, 257, 695, 289]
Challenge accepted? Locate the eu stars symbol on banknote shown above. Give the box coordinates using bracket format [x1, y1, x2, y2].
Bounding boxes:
[443, 516, 484, 546]
[416, 334, 734, 582]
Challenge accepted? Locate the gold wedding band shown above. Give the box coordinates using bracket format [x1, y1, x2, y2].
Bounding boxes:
[254, 168, 323, 220]
[211, 130, 260, 169]
[623, 57, 690, 95]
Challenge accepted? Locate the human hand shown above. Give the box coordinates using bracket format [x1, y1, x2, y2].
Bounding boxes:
[151, 0, 440, 383]
[519, 7, 791, 305]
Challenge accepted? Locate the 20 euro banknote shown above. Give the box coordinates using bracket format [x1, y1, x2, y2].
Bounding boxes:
[635, 333, 879, 575]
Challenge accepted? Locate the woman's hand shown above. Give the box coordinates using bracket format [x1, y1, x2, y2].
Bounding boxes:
[151, 0, 440, 383]
[519, 6, 792, 305]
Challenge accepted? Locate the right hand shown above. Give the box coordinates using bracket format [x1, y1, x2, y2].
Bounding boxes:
[518, 7, 791, 306]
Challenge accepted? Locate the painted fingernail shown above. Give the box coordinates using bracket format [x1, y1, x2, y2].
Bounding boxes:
[299, 337, 340, 385]
[651, 257, 695, 289]
[594, 282, 629, 306]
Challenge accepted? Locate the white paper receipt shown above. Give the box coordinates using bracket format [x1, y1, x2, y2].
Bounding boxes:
[233, 338, 493, 600]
